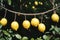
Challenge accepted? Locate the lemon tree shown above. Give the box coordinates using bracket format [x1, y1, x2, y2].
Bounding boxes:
[0, 0, 60, 40]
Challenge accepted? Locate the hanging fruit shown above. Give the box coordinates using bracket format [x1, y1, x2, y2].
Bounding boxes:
[0, 18, 7, 26]
[31, 18, 40, 27]
[39, 2, 43, 5]
[22, 20, 30, 30]
[34, 1, 38, 6]
[51, 12, 59, 22]
[11, 21, 19, 31]
[38, 23, 46, 33]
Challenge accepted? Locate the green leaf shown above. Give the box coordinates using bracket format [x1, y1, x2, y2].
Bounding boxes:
[4, 36, 12, 40]
[8, 0, 11, 5]
[15, 34, 21, 39]
[3, 30, 11, 37]
[43, 35, 51, 40]
[45, 32, 50, 34]
[8, 37, 12, 40]
[0, 24, 2, 29]
[55, 38, 60, 40]
[36, 37, 42, 40]
[7, 29, 13, 33]
[54, 27, 59, 33]
[22, 37, 28, 40]
[49, 25, 54, 31]
[31, 38, 34, 40]
[0, 38, 5, 40]
[52, 31, 55, 35]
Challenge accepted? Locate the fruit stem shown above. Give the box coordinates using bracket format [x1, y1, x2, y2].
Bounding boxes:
[25, 15, 27, 20]
[14, 13, 16, 21]
[4, 9, 7, 18]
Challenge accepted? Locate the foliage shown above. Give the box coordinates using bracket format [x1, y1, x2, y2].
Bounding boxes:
[0, 24, 60, 40]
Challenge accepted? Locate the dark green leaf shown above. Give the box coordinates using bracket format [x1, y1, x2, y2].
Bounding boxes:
[31, 38, 34, 40]
[0, 24, 2, 29]
[15, 34, 21, 39]
[49, 25, 54, 31]
[45, 32, 50, 34]
[7, 29, 13, 33]
[52, 31, 55, 35]
[8, 0, 11, 5]
[4, 36, 12, 40]
[55, 38, 60, 40]
[36, 37, 42, 40]
[8, 37, 12, 40]
[0, 38, 5, 40]
[3, 30, 11, 37]
[54, 27, 59, 33]
[43, 35, 51, 40]
[22, 37, 28, 40]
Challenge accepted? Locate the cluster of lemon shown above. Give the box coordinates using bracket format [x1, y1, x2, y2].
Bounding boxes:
[23, 18, 46, 33]
[0, 17, 46, 32]
[34, 1, 43, 6]
[32, 1, 43, 9]
[0, 12, 59, 33]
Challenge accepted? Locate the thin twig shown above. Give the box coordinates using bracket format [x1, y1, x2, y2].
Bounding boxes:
[0, 3, 60, 15]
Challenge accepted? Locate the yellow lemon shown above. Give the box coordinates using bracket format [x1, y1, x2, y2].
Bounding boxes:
[32, 6, 35, 9]
[31, 18, 40, 27]
[51, 13, 59, 22]
[11, 21, 19, 31]
[39, 2, 43, 5]
[22, 20, 30, 30]
[0, 18, 7, 26]
[34, 1, 38, 5]
[38, 23, 46, 33]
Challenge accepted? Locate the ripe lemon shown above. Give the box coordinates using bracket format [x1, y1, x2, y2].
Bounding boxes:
[38, 23, 46, 33]
[22, 20, 30, 30]
[11, 21, 19, 31]
[51, 13, 59, 22]
[31, 18, 40, 27]
[0, 18, 7, 26]
[34, 1, 38, 5]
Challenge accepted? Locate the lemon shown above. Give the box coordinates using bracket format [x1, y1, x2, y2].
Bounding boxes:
[31, 18, 40, 27]
[11, 21, 19, 31]
[0, 18, 7, 26]
[38, 23, 46, 33]
[39, 2, 43, 5]
[32, 6, 35, 9]
[51, 13, 59, 22]
[22, 20, 30, 30]
[34, 1, 38, 5]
